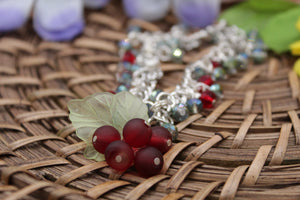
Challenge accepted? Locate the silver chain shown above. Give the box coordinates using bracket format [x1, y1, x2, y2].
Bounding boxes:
[119, 20, 259, 126]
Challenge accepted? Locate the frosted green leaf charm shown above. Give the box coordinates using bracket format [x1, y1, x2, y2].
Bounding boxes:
[111, 92, 149, 134]
[67, 91, 149, 161]
[68, 92, 114, 141]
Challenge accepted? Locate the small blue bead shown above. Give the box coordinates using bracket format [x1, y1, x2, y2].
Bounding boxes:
[223, 57, 238, 75]
[213, 67, 226, 80]
[252, 48, 267, 64]
[149, 89, 162, 102]
[146, 103, 154, 118]
[171, 103, 189, 123]
[122, 62, 132, 70]
[210, 84, 222, 97]
[130, 64, 140, 72]
[192, 67, 206, 80]
[118, 40, 131, 50]
[247, 30, 258, 42]
[186, 98, 203, 114]
[117, 71, 132, 85]
[239, 53, 248, 59]
[116, 85, 129, 93]
[236, 53, 248, 71]
[162, 122, 178, 141]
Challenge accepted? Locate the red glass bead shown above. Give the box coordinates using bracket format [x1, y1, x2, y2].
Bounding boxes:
[200, 90, 216, 109]
[105, 140, 134, 172]
[211, 60, 221, 68]
[123, 118, 152, 148]
[198, 75, 214, 86]
[149, 126, 172, 154]
[122, 51, 136, 64]
[92, 126, 121, 154]
[134, 146, 164, 177]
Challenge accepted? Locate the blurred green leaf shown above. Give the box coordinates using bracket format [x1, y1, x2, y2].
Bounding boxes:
[220, 0, 300, 53]
[261, 7, 300, 53]
[249, 0, 296, 12]
[220, 2, 275, 32]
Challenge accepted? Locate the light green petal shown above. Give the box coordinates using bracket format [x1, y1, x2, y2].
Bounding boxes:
[68, 92, 114, 141]
[111, 91, 149, 134]
[87, 92, 113, 123]
[84, 143, 105, 161]
[76, 127, 97, 141]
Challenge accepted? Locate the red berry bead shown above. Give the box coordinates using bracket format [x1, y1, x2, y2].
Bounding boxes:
[149, 126, 172, 154]
[122, 50, 136, 64]
[211, 60, 221, 68]
[123, 118, 152, 148]
[200, 90, 216, 109]
[92, 126, 121, 154]
[198, 75, 214, 86]
[105, 140, 134, 172]
[134, 146, 164, 177]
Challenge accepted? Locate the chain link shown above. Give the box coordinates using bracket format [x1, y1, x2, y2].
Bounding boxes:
[122, 20, 256, 125]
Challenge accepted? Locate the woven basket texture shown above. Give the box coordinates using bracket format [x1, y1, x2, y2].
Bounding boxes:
[0, 1, 300, 200]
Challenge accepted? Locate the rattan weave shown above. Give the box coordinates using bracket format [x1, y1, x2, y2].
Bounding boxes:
[0, 1, 300, 200]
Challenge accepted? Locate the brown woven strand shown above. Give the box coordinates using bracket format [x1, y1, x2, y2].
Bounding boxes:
[0, 1, 300, 199]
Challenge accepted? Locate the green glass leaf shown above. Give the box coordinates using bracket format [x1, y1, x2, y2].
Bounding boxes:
[84, 143, 105, 161]
[260, 7, 300, 53]
[68, 92, 114, 141]
[68, 91, 149, 161]
[111, 91, 149, 135]
[249, 0, 296, 12]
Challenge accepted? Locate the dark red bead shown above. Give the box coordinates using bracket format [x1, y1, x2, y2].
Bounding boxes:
[92, 126, 121, 154]
[149, 126, 172, 154]
[105, 140, 134, 172]
[200, 90, 216, 109]
[123, 118, 152, 148]
[198, 75, 214, 86]
[122, 51, 136, 64]
[211, 60, 221, 68]
[134, 146, 164, 177]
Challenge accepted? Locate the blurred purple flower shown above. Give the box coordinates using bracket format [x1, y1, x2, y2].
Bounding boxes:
[123, 0, 170, 21]
[33, 0, 84, 41]
[173, 0, 220, 28]
[0, 0, 34, 32]
[0, 0, 110, 41]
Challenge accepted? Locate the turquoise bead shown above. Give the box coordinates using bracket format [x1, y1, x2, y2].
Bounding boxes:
[210, 84, 222, 97]
[118, 71, 132, 85]
[236, 53, 248, 71]
[252, 49, 267, 64]
[213, 67, 226, 80]
[162, 122, 178, 141]
[122, 62, 132, 70]
[186, 98, 203, 114]
[223, 57, 237, 75]
[192, 67, 206, 80]
[116, 85, 129, 93]
[247, 30, 258, 42]
[171, 103, 189, 123]
[130, 64, 140, 72]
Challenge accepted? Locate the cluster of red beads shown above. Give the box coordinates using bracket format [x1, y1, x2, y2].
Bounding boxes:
[92, 118, 172, 177]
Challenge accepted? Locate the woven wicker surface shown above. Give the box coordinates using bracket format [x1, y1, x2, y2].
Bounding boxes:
[0, 1, 300, 200]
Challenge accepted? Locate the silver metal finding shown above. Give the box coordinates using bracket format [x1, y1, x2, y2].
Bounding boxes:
[120, 20, 258, 127]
